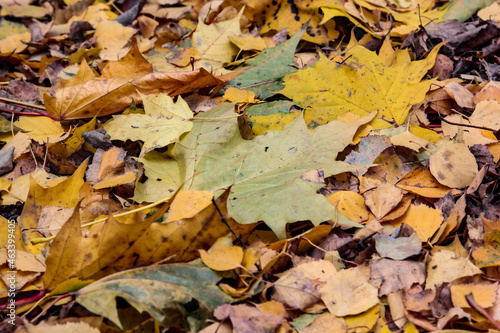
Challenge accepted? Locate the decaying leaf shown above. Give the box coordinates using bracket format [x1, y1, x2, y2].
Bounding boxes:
[76, 263, 232, 329]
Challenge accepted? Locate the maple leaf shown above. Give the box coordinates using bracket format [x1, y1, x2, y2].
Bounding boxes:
[280, 41, 442, 128]
[182, 106, 375, 238]
[104, 92, 193, 157]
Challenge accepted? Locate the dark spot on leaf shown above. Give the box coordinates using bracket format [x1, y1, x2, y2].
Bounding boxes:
[443, 150, 453, 159]
[437, 172, 445, 180]
[272, 2, 281, 17]
[432, 265, 437, 269]
[446, 163, 453, 170]
[265, 147, 269, 152]
[157, 178, 162, 181]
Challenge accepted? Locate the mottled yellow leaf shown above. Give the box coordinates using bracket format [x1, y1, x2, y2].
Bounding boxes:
[430, 143, 478, 189]
[281, 43, 442, 128]
[397, 166, 461, 198]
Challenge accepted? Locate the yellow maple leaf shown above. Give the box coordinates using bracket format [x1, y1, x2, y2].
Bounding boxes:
[280, 43, 442, 128]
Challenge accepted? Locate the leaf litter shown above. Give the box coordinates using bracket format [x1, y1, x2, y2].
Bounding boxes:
[0, 0, 500, 332]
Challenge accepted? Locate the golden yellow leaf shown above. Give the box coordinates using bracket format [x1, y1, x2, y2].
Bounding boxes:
[110, 190, 257, 268]
[200, 246, 244, 271]
[166, 190, 213, 222]
[281, 43, 442, 128]
[258, 0, 341, 44]
[15, 116, 69, 143]
[405, 204, 443, 242]
[101, 38, 153, 78]
[2, 132, 30, 160]
[409, 125, 442, 143]
[0, 178, 10, 192]
[224, 87, 258, 103]
[19, 161, 88, 255]
[451, 282, 498, 308]
[430, 143, 479, 189]
[344, 306, 380, 333]
[327, 191, 369, 223]
[53, 117, 96, 157]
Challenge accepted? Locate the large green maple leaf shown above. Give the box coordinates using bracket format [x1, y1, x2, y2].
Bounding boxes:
[136, 103, 374, 238]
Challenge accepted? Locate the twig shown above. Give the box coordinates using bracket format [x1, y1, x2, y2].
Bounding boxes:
[211, 196, 246, 249]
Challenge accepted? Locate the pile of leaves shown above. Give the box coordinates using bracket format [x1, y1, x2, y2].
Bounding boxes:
[1, 0, 500, 332]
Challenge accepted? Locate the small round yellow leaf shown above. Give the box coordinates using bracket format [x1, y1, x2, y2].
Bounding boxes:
[199, 246, 244, 271]
[430, 143, 478, 189]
